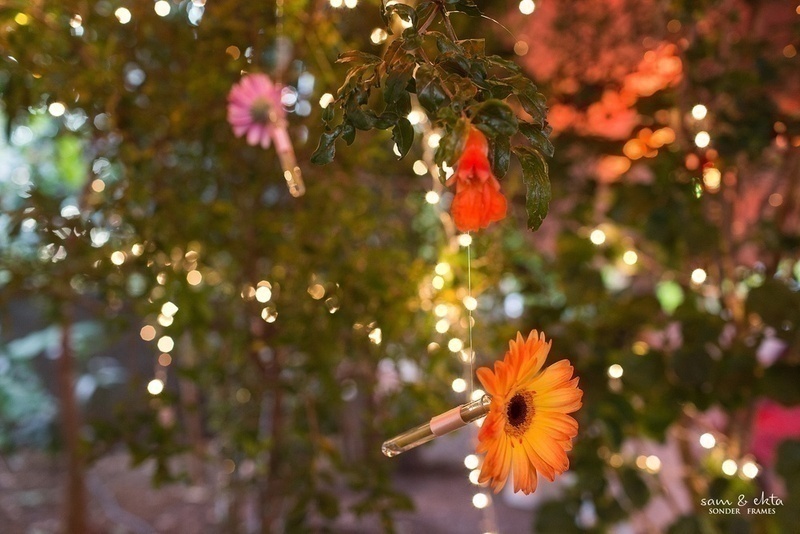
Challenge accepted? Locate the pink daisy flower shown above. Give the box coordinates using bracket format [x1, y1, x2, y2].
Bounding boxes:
[227, 73, 285, 149]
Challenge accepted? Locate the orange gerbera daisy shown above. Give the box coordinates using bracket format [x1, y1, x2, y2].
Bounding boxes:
[476, 330, 582, 494]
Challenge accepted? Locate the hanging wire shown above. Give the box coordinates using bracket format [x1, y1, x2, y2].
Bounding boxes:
[466, 234, 474, 397]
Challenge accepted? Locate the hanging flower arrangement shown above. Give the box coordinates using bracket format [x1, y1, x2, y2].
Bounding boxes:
[227, 73, 305, 197]
[382, 330, 582, 494]
[227, 73, 285, 149]
[476, 331, 582, 494]
[447, 126, 508, 232]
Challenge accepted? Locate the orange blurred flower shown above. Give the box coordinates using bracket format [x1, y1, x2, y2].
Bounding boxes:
[476, 330, 582, 494]
[446, 127, 507, 232]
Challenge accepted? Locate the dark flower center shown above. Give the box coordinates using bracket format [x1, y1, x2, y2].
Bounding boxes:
[504, 390, 535, 438]
[249, 98, 273, 124]
[507, 393, 528, 427]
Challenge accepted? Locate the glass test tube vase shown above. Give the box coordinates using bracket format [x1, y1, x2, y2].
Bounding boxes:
[381, 395, 491, 457]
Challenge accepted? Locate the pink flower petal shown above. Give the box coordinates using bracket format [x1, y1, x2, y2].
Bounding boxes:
[260, 127, 272, 149]
[246, 124, 263, 146]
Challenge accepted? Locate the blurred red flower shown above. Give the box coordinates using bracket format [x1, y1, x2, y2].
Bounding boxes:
[751, 399, 800, 465]
[446, 127, 507, 232]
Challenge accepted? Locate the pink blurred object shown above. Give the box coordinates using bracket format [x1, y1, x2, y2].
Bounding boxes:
[227, 73, 305, 197]
[751, 399, 800, 465]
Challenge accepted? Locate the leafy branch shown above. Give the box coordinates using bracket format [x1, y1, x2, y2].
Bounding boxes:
[312, 0, 554, 230]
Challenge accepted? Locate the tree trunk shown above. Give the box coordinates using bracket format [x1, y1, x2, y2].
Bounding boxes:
[57, 309, 88, 533]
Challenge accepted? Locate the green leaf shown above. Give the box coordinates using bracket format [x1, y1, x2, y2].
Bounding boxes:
[56, 136, 85, 191]
[457, 38, 485, 56]
[485, 55, 522, 74]
[434, 32, 461, 55]
[620, 467, 650, 508]
[384, 3, 417, 29]
[384, 60, 415, 105]
[415, 1, 435, 21]
[311, 127, 341, 165]
[400, 28, 423, 51]
[336, 50, 382, 65]
[506, 74, 548, 122]
[489, 135, 510, 177]
[514, 146, 551, 231]
[415, 64, 448, 114]
[346, 104, 378, 131]
[375, 112, 399, 130]
[342, 122, 356, 145]
[385, 90, 412, 117]
[434, 118, 469, 170]
[445, 0, 483, 17]
[776, 440, 800, 491]
[436, 52, 471, 77]
[672, 348, 712, 388]
[519, 122, 555, 158]
[484, 80, 514, 99]
[391, 118, 414, 159]
[760, 364, 800, 405]
[337, 65, 369, 99]
[473, 99, 518, 138]
[322, 103, 335, 123]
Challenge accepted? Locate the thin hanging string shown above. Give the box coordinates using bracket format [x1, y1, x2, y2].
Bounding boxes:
[275, 0, 284, 85]
[467, 234, 474, 399]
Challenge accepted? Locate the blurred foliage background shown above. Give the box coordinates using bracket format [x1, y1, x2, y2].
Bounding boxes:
[1, 0, 799, 532]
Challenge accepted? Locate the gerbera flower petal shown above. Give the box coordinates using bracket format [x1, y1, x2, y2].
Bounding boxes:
[528, 359, 577, 393]
[476, 366, 501, 397]
[246, 123, 263, 146]
[521, 436, 557, 481]
[535, 412, 580, 441]
[529, 433, 570, 474]
[509, 331, 551, 387]
[512, 445, 538, 494]
[475, 330, 582, 494]
[533, 380, 583, 412]
[260, 126, 273, 149]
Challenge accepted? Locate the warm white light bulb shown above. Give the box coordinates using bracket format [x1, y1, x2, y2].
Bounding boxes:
[452, 378, 467, 393]
[157, 336, 174, 353]
[691, 104, 707, 120]
[114, 7, 132, 24]
[463, 296, 478, 311]
[48, 102, 66, 117]
[161, 301, 179, 317]
[448, 338, 464, 352]
[147, 378, 164, 395]
[319, 93, 334, 108]
[691, 268, 707, 284]
[607, 364, 623, 379]
[695, 131, 710, 148]
[464, 454, 479, 470]
[425, 191, 440, 204]
[519, 0, 535, 15]
[154, 1, 171, 16]
[472, 493, 489, 509]
[741, 461, 759, 479]
[590, 229, 606, 245]
[721, 459, 738, 476]
[699, 432, 716, 449]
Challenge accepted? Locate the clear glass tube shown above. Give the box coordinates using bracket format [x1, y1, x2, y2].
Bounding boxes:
[381, 395, 491, 457]
[272, 126, 306, 198]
